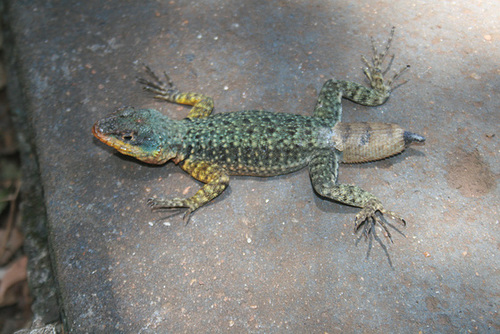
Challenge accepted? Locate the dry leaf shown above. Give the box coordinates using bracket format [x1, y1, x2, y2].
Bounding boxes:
[0, 228, 24, 265]
[0, 255, 28, 305]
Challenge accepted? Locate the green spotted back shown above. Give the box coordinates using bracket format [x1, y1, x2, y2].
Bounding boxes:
[179, 110, 332, 176]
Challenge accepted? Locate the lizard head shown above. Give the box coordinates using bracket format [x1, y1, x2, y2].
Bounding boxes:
[92, 107, 174, 164]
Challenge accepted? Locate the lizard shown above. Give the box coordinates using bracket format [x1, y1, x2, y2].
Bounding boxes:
[92, 27, 425, 240]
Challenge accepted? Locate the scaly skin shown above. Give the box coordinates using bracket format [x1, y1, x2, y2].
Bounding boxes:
[93, 28, 425, 240]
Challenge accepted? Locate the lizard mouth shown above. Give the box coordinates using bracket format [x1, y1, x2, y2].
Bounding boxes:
[92, 122, 134, 154]
[92, 122, 102, 139]
[92, 122, 115, 147]
[92, 121, 166, 164]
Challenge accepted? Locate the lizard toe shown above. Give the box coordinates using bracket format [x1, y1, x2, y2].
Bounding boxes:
[354, 199, 405, 241]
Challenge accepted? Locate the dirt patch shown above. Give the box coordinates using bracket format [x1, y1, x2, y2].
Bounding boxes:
[445, 147, 497, 197]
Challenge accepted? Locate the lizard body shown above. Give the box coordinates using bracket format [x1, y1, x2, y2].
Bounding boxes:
[93, 28, 425, 238]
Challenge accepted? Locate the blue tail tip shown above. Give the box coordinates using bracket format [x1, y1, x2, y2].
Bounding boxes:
[404, 131, 425, 146]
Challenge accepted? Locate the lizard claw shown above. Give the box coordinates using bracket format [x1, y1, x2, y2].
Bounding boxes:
[354, 198, 406, 242]
[147, 197, 194, 224]
[137, 65, 179, 98]
[361, 27, 410, 95]
[182, 209, 193, 225]
[147, 197, 187, 210]
[147, 197, 160, 208]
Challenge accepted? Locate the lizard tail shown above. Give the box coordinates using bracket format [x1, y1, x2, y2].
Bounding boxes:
[332, 122, 425, 163]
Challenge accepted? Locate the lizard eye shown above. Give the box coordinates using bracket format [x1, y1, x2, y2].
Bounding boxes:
[120, 131, 136, 142]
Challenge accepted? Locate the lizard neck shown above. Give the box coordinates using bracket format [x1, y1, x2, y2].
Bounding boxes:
[155, 117, 190, 164]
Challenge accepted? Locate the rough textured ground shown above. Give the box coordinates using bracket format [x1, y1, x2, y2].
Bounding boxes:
[6, 0, 499, 332]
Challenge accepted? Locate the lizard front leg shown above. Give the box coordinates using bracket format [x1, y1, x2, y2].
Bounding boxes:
[309, 151, 405, 241]
[148, 160, 229, 222]
[138, 66, 215, 119]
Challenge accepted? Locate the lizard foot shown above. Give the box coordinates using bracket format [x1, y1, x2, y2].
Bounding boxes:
[361, 27, 410, 96]
[137, 65, 180, 100]
[354, 198, 406, 242]
[147, 197, 195, 224]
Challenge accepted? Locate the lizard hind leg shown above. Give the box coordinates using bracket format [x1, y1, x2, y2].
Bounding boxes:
[361, 27, 410, 100]
[309, 152, 406, 241]
[354, 198, 406, 243]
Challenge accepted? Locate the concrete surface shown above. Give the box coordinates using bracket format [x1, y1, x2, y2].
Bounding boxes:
[6, 0, 499, 332]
